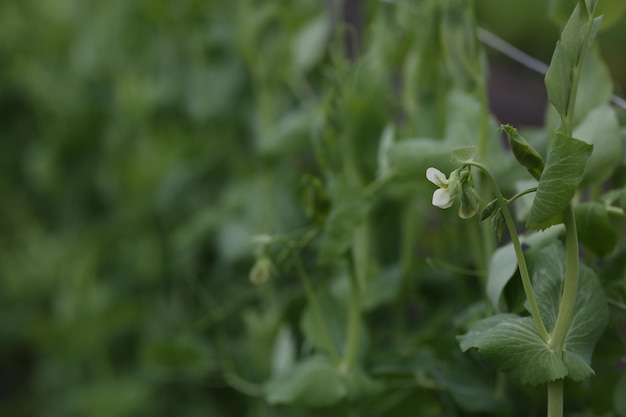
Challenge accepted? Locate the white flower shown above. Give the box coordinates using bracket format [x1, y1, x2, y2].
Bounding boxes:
[426, 167, 459, 209]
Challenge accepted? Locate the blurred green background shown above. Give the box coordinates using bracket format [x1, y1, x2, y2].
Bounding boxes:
[1, 0, 624, 416]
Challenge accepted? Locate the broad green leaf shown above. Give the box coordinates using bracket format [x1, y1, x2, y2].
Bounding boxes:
[450, 146, 477, 165]
[486, 242, 518, 312]
[318, 182, 370, 263]
[530, 243, 609, 381]
[458, 314, 568, 385]
[526, 133, 592, 230]
[621, 187, 626, 213]
[502, 125, 544, 180]
[461, 242, 608, 385]
[574, 202, 617, 256]
[575, 105, 622, 185]
[264, 355, 348, 407]
[561, 263, 608, 380]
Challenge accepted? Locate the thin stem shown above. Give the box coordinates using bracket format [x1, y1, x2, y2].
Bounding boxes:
[342, 250, 362, 372]
[469, 161, 550, 341]
[547, 380, 564, 417]
[506, 187, 538, 204]
[550, 206, 579, 352]
[293, 253, 341, 365]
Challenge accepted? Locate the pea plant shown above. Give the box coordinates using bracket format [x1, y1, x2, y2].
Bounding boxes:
[244, 0, 626, 416]
[428, 2, 623, 416]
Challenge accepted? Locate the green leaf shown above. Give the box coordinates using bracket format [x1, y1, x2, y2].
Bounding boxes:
[545, 4, 602, 121]
[318, 182, 370, 263]
[502, 125, 544, 180]
[526, 133, 592, 230]
[300, 289, 347, 356]
[264, 355, 381, 407]
[377, 124, 395, 178]
[486, 243, 518, 312]
[572, 48, 614, 126]
[461, 242, 609, 385]
[621, 187, 626, 213]
[264, 355, 348, 407]
[362, 266, 402, 311]
[574, 202, 617, 256]
[450, 146, 477, 165]
[292, 15, 329, 72]
[530, 243, 609, 381]
[458, 314, 568, 385]
[545, 31, 574, 118]
[387, 138, 454, 178]
[575, 105, 622, 185]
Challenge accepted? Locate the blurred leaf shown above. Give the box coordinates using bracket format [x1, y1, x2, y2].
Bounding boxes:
[264, 355, 380, 407]
[141, 337, 215, 377]
[574, 202, 618, 256]
[450, 146, 477, 165]
[318, 182, 370, 264]
[486, 242, 518, 312]
[527, 133, 592, 230]
[572, 48, 614, 125]
[72, 378, 150, 417]
[362, 265, 403, 311]
[387, 138, 454, 178]
[575, 105, 622, 185]
[377, 124, 395, 178]
[271, 325, 296, 375]
[292, 15, 329, 73]
[428, 356, 506, 413]
[300, 289, 347, 356]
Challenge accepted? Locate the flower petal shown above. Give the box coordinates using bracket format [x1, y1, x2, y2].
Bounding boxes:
[426, 167, 448, 187]
[432, 188, 454, 209]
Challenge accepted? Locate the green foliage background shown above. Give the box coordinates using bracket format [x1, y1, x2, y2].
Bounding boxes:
[1, 0, 625, 416]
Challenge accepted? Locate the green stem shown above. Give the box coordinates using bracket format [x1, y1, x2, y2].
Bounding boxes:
[342, 250, 361, 372]
[550, 206, 579, 352]
[294, 253, 341, 365]
[469, 162, 550, 341]
[506, 187, 538, 204]
[547, 380, 564, 417]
